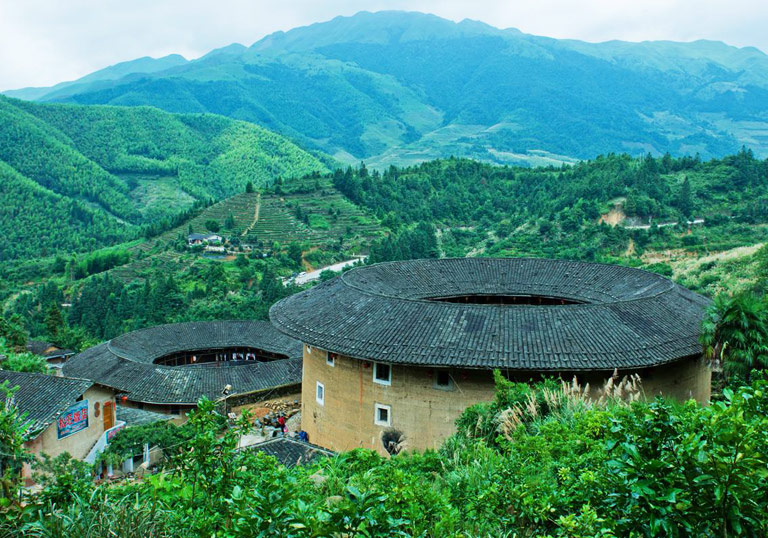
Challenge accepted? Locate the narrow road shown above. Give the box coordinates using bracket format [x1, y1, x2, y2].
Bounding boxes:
[625, 218, 704, 230]
[241, 193, 261, 236]
[287, 257, 366, 286]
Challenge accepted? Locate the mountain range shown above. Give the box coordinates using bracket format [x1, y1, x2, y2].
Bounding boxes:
[5, 11, 768, 166]
[0, 96, 327, 260]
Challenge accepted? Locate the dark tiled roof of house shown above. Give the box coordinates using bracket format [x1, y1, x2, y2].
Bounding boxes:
[270, 258, 711, 371]
[62, 321, 303, 406]
[107, 320, 301, 364]
[26, 340, 53, 355]
[25, 341, 74, 359]
[116, 405, 173, 426]
[246, 437, 334, 467]
[0, 370, 93, 437]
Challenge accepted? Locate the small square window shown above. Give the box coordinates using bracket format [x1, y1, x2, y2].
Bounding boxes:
[374, 403, 391, 426]
[434, 370, 453, 390]
[316, 382, 325, 406]
[327, 352, 336, 367]
[373, 362, 391, 386]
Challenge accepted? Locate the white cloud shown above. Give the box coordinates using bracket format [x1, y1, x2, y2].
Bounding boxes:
[1, 0, 767, 90]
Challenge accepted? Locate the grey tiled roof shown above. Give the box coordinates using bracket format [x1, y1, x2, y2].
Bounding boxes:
[116, 405, 173, 426]
[270, 258, 711, 371]
[108, 320, 301, 363]
[25, 340, 74, 359]
[246, 437, 334, 467]
[62, 321, 303, 405]
[0, 370, 93, 437]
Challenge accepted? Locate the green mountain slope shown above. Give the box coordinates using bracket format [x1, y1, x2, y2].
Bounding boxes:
[0, 96, 329, 260]
[11, 11, 768, 165]
[0, 161, 127, 260]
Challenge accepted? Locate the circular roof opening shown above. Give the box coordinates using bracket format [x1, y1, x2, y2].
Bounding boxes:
[425, 294, 586, 306]
[152, 347, 290, 367]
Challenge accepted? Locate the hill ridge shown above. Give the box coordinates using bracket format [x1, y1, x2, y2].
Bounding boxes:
[3, 11, 768, 166]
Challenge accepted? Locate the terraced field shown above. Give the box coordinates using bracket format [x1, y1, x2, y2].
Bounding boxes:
[109, 251, 201, 282]
[244, 191, 382, 247]
[109, 180, 383, 281]
[243, 178, 383, 249]
[174, 192, 260, 238]
[135, 181, 383, 251]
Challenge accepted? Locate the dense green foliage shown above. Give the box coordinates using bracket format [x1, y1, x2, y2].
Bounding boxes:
[99, 421, 195, 466]
[0, 343, 49, 374]
[333, 151, 768, 270]
[368, 221, 439, 263]
[701, 292, 768, 383]
[3, 375, 768, 536]
[19, 12, 768, 165]
[335, 152, 767, 230]
[0, 96, 328, 260]
[7, 256, 294, 346]
[0, 318, 27, 351]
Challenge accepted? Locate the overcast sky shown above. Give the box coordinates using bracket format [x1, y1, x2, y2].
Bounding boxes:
[2, 0, 767, 91]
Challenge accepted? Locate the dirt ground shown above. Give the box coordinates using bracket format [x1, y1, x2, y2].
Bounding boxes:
[232, 394, 301, 420]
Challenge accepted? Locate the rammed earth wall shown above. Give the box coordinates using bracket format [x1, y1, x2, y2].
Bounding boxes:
[301, 346, 710, 454]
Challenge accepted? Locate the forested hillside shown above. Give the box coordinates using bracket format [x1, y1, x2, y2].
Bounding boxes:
[10, 11, 768, 165]
[338, 150, 768, 295]
[0, 97, 329, 259]
[2, 150, 767, 351]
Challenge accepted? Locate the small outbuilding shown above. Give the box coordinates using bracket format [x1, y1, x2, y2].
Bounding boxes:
[0, 370, 119, 480]
[188, 233, 223, 246]
[25, 340, 75, 367]
[270, 257, 712, 454]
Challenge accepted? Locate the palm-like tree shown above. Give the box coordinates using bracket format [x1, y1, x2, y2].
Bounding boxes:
[700, 293, 768, 383]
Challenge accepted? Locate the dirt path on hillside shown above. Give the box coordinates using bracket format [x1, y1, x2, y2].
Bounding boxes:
[599, 206, 626, 226]
[643, 242, 765, 272]
[241, 193, 261, 236]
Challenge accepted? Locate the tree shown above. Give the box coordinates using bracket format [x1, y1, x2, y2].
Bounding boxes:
[260, 266, 285, 304]
[205, 220, 221, 233]
[701, 293, 768, 382]
[44, 304, 65, 341]
[245, 181, 255, 193]
[0, 317, 27, 350]
[676, 176, 694, 218]
[0, 381, 32, 506]
[287, 242, 303, 269]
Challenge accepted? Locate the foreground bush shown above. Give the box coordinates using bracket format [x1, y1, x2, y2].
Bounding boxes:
[3, 376, 768, 537]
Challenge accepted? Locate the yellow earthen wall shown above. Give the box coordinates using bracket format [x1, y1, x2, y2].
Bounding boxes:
[639, 355, 711, 402]
[301, 345, 495, 454]
[510, 356, 711, 404]
[301, 345, 711, 455]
